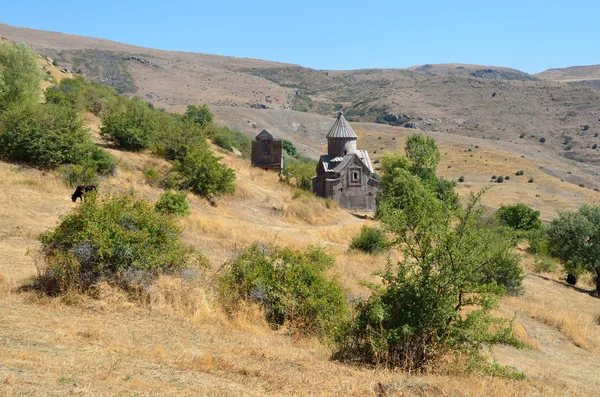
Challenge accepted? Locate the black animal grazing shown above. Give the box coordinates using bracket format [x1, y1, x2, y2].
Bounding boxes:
[71, 185, 97, 202]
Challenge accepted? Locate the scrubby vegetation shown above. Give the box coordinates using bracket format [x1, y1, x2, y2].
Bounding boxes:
[219, 243, 348, 336]
[281, 154, 317, 191]
[37, 193, 200, 294]
[205, 124, 252, 157]
[496, 203, 542, 232]
[155, 191, 190, 216]
[0, 42, 44, 110]
[349, 226, 389, 254]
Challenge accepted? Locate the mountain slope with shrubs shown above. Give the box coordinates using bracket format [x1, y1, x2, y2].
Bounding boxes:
[0, 39, 600, 396]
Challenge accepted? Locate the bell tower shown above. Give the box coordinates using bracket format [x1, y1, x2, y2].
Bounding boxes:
[326, 112, 357, 158]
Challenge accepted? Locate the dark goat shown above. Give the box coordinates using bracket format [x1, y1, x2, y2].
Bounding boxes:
[71, 185, 97, 202]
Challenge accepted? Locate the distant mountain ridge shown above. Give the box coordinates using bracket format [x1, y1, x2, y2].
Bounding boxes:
[2, 22, 600, 168]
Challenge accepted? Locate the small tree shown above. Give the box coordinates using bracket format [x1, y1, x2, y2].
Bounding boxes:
[0, 42, 44, 110]
[100, 97, 160, 151]
[496, 203, 542, 232]
[174, 147, 236, 198]
[335, 175, 522, 371]
[350, 226, 389, 254]
[405, 133, 440, 174]
[547, 205, 600, 296]
[282, 140, 297, 157]
[155, 191, 190, 216]
[184, 104, 213, 128]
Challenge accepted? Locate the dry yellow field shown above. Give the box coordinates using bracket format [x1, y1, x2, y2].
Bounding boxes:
[1, 113, 600, 395]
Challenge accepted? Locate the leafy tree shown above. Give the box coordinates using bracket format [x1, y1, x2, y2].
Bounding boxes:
[335, 175, 522, 371]
[100, 97, 160, 151]
[0, 102, 113, 171]
[37, 192, 199, 294]
[184, 104, 213, 128]
[0, 42, 44, 110]
[205, 124, 252, 157]
[219, 243, 348, 335]
[174, 147, 236, 198]
[405, 133, 440, 173]
[45, 76, 118, 116]
[350, 226, 389, 254]
[282, 139, 297, 157]
[547, 205, 600, 295]
[154, 119, 206, 161]
[496, 203, 542, 232]
[155, 191, 190, 216]
[281, 155, 317, 191]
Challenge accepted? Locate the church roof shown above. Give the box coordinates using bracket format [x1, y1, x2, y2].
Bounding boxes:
[318, 150, 374, 174]
[326, 112, 358, 139]
[255, 129, 279, 141]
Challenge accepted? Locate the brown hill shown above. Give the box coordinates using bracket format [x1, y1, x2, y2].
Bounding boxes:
[2, 22, 600, 169]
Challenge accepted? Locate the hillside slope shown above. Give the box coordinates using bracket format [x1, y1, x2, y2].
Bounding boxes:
[2, 22, 600, 167]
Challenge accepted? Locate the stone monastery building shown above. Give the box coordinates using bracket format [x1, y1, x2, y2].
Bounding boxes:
[312, 112, 379, 211]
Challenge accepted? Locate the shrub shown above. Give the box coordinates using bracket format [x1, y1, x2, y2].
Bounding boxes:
[154, 118, 206, 161]
[100, 97, 160, 151]
[45, 76, 118, 116]
[539, 137, 546, 143]
[335, 185, 522, 371]
[183, 104, 213, 128]
[350, 226, 389, 254]
[534, 258, 556, 273]
[0, 42, 44, 110]
[155, 191, 190, 216]
[282, 140, 297, 157]
[281, 155, 317, 191]
[496, 203, 542, 232]
[593, 144, 598, 150]
[496, 176, 504, 183]
[519, 133, 526, 138]
[173, 147, 236, 198]
[515, 170, 524, 176]
[37, 193, 199, 294]
[505, 175, 510, 180]
[527, 228, 549, 256]
[142, 166, 161, 185]
[492, 175, 497, 180]
[528, 177, 534, 183]
[0, 102, 114, 173]
[205, 124, 251, 157]
[219, 243, 348, 335]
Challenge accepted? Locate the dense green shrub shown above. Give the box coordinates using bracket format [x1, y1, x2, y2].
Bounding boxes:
[496, 176, 504, 183]
[37, 193, 199, 294]
[0, 102, 114, 174]
[183, 104, 213, 128]
[335, 181, 522, 371]
[100, 97, 161, 151]
[281, 155, 317, 191]
[539, 137, 546, 143]
[205, 124, 251, 157]
[45, 76, 118, 116]
[350, 226, 389, 254]
[173, 147, 236, 198]
[0, 42, 44, 110]
[155, 191, 190, 216]
[458, 175, 465, 182]
[282, 140, 297, 157]
[527, 228, 549, 256]
[219, 243, 348, 335]
[496, 203, 542, 232]
[154, 118, 206, 161]
[515, 170, 524, 176]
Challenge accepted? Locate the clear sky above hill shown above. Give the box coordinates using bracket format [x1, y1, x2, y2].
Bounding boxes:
[1, 0, 598, 73]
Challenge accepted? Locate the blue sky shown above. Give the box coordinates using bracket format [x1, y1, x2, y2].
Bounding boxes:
[1, 0, 598, 73]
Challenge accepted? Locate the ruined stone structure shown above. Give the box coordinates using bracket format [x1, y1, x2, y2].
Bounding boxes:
[251, 129, 283, 172]
[312, 112, 379, 211]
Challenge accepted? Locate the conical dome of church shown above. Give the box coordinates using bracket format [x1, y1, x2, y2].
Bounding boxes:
[326, 112, 357, 139]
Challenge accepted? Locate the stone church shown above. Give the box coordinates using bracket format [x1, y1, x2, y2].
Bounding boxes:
[251, 129, 283, 172]
[312, 112, 379, 211]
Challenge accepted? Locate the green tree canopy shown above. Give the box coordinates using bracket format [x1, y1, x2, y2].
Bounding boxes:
[0, 42, 44, 110]
[547, 205, 600, 295]
[405, 133, 440, 173]
[282, 139, 297, 157]
[174, 147, 236, 198]
[496, 203, 542, 232]
[184, 104, 213, 128]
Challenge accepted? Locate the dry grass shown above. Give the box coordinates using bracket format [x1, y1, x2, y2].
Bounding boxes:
[504, 295, 600, 353]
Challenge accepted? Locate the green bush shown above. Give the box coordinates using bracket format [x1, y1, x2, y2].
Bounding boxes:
[0, 42, 44, 110]
[281, 155, 317, 191]
[37, 192, 199, 294]
[282, 140, 297, 157]
[100, 97, 160, 151]
[335, 182, 523, 371]
[155, 191, 190, 216]
[219, 243, 348, 335]
[142, 166, 161, 185]
[496, 176, 504, 183]
[154, 118, 206, 161]
[528, 177, 534, 183]
[205, 124, 251, 157]
[0, 102, 114, 173]
[458, 175, 465, 182]
[539, 137, 546, 143]
[350, 226, 389, 254]
[173, 147, 236, 198]
[183, 104, 213, 128]
[515, 170, 524, 176]
[527, 228, 549, 256]
[45, 76, 118, 116]
[496, 203, 542, 232]
[534, 258, 556, 273]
